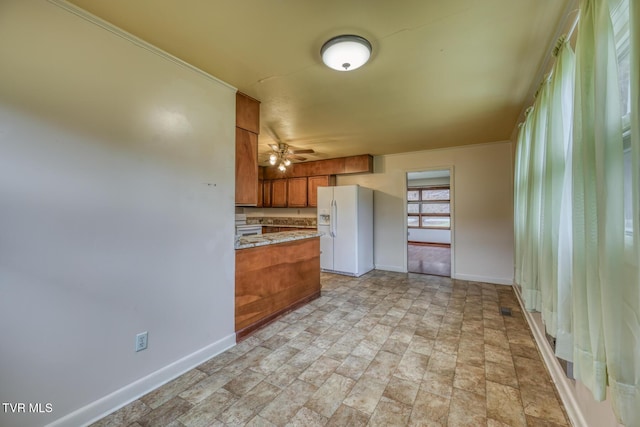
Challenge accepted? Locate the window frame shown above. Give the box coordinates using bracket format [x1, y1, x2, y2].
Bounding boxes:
[611, 0, 633, 236]
[407, 185, 451, 230]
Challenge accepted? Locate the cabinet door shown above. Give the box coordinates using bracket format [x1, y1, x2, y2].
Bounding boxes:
[257, 179, 263, 207]
[307, 175, 335, 207]
[271, 179, 288, 207]
[344, 154, 373, 174]
[235, 92, 260, 134]
[287, 177, 308, 207]
[235, 128, 258, 206]
[262, 180, 272, 207]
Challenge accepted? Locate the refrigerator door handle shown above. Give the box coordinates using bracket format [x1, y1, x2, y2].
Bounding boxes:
[329, 200, 333, 237]
[331, 199, 337, 237]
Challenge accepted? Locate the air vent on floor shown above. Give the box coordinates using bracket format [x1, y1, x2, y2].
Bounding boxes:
[499, 307, 512, 316]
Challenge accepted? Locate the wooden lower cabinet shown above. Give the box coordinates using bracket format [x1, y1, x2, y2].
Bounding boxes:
[235, 237, 321, 339]
[271, 179, 287, 207]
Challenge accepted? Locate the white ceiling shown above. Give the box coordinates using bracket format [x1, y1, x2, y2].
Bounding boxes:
[67, 0, 571, 165]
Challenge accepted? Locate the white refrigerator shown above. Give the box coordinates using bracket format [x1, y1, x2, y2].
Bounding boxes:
[317, 185, 373, 277]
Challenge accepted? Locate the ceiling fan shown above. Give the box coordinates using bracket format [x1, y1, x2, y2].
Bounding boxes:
[266, 127, 315, 171]
[268, 142, 315, 171]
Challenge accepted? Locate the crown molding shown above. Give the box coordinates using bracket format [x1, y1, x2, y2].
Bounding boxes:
[47, 0, 236, 91]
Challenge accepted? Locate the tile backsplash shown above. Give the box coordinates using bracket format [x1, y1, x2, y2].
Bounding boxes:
[241, 207, 317, 228]
[246, 216, 316, 227]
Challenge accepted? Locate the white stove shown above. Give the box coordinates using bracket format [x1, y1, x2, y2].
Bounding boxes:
[235, 214, 262, 236]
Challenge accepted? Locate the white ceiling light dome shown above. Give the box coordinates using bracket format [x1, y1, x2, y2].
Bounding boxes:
[321, 35, 372, 71]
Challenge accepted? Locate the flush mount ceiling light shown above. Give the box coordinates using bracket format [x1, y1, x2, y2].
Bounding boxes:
[321, 35, 372, 71]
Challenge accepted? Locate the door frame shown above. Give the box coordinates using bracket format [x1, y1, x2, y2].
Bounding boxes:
[404, 166, 455, 276]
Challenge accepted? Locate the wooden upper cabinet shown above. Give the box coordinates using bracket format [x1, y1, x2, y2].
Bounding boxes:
[262, 154, 373, 180]
[287, 177, 308, 207]
[257, 180, 264, 207]
[235, 128, 258, 206]
[271, 179, 288, 207]
[306, 158, 345, 176]
[307, 175, 335, 207]
[236, 92, 260, 134]
[344, 154, 373, 174]
[262, 180, 272, 207]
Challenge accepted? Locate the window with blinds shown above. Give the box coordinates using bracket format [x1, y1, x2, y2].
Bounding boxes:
[407, 186, 451, 229]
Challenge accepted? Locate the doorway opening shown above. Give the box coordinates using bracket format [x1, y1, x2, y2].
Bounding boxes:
[406, 169, 452, 277]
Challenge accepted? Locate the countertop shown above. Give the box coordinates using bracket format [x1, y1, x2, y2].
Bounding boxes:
[235, 229, 323, 250]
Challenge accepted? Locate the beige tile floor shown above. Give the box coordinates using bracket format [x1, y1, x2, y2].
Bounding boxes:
[92, 270, 570, 427]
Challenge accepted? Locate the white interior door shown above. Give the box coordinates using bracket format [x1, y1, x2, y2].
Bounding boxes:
[406, 169, 453, 277]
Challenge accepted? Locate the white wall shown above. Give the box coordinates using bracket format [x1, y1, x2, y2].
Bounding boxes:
[0, 2, 236, 426]
[407, 177, 450, 187]
[338, 141, 514, 285]
[408, 228, 451, 244]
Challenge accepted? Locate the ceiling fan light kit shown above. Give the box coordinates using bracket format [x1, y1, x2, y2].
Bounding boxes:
[268, 142, 313, 172]
[321, 34, 372, 71]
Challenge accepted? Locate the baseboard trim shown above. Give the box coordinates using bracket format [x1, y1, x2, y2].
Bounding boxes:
[374, 264, 407, 273]
[453, 273, 513, 285]
[47, 333, 236, 427]
[513, 286, 588, 427]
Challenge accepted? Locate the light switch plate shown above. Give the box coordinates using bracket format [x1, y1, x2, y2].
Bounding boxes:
[135, 331, 148, 352]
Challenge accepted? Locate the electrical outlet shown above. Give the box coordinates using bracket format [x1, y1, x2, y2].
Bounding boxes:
[135, 331, 148, 352]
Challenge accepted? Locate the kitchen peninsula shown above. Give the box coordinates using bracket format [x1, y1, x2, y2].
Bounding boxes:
[235, 230, 322, 340]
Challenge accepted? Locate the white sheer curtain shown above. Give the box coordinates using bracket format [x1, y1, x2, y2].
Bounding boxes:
[520, 83, 550, 312]
[514, 107, 533, 287]
[605, 0, 639, 422]
[514, 122, 526, 288]
[515, 111, 533, 291]
[554, 42, 576, 362]
[539, 40, 575, 350]
[570, 0, 618, 401]
[571, 0, 639, 421]
[514, 0, 638, 422]
[515, 44, 576, 330]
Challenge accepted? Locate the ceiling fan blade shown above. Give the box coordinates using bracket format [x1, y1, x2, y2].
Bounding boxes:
[266, 126, 284, 144]
[268, 143, 279, 151]
[290, 149, 315, 154]
[290, 155, 307, 161]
